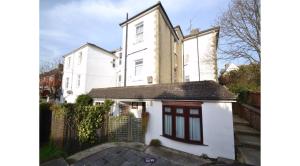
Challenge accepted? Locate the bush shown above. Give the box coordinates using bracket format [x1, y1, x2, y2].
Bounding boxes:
[75, 94, 93, 106]
[149, 139, 161, 146]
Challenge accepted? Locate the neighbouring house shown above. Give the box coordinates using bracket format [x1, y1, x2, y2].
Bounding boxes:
[183, 28, 219, 82]
[40, 64, 63, 101]
[89, 81, 236, 159]
[220, 63, 239, 76]
[62, 43, 117, 103]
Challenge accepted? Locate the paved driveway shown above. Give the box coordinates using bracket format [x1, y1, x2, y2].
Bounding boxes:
[42, 142, 246, 166]
[72, 146, 180, 166]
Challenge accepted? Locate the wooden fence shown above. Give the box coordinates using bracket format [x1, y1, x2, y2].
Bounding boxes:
[50, 112, 144, 153]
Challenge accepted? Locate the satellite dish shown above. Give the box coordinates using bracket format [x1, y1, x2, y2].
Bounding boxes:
[67, 90, 73, 94]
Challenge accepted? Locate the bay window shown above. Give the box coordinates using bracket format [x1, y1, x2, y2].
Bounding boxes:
[162, 103, 203, 144]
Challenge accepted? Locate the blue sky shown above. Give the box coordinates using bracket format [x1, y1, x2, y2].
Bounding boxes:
[40, 0, 232, 70]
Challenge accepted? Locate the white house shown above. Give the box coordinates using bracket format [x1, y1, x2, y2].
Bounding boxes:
[183, 28, 219, 82]
[220, 63, 239, 75]
[118, 2, 183, 86]
[62, 43, 117, 103]
[89, 81, 236, 159]
[114, 2, 219, 87]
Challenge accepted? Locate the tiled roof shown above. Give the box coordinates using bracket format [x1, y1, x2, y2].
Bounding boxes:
[89, 81, 236, 101]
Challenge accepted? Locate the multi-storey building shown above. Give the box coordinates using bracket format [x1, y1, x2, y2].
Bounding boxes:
[62, 43, 116, 103]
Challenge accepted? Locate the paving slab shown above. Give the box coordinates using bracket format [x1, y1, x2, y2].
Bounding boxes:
[41, 157, 68, 166]
[234, 125, 260, 136]
[233, 115, 249, 126]
[237, 147, 260, 166]
[236, 135, 260, 149]
[71, 146, 180, 166]
[144, 146, 212, 166]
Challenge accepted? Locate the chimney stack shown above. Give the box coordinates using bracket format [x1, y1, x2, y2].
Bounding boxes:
[190, 28, 200, 35]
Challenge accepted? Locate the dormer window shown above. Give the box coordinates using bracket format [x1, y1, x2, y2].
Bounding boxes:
[136, 22, 144, 43]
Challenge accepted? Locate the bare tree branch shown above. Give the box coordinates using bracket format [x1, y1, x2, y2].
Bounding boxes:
[216, 0, 260, 64]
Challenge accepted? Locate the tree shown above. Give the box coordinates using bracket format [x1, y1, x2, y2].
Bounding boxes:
[219, 63, 260, 94]
[217, 0, 260, 63]
[40, 57, 63, 74]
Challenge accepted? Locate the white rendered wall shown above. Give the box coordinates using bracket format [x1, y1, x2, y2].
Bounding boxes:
[184, 32, 217, 82]
[62, 46, 116, 103]
[85, 47, 116, 91]
[121, 9, 157, 86]
[62, 46, 89, 103]
[145, 101, 235, 159]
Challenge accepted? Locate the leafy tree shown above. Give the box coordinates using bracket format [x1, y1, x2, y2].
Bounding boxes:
[219, 63, 260, 94]
[75, 94, 93, 106]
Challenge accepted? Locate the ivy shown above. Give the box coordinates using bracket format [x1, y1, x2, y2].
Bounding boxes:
[50, 99, 114, 145]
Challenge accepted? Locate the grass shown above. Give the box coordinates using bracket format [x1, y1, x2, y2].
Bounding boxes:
[40, 142, 67, 163]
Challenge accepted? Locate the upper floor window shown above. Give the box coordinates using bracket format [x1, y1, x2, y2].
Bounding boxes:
[112, 59, 116, 68]
[118, 75, 122, 82]
[77, 75, 81, 88]
[67, 57, 71, 68]
[65, 77, 69, 88]
[78, 52, 82, 65]
[135, 59, 143, 76]
[136, 22, 144, 43]
[119, 53, 122, 65]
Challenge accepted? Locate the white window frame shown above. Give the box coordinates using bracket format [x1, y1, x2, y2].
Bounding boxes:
[66, 77, 69, 89]
[78, 52, 82, 65]
[77, 75, 81, 88]
[67, 57, 71, 68]
[135, 59, 143, 77]
[136, 22, 144, 43]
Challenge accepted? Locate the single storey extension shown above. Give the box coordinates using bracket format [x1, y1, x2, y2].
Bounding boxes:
[88, 81, 236, 159]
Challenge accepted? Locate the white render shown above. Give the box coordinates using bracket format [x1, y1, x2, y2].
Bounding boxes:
[145, 101, 235, 159]
[120, 9, 159, 86]
[62, 44, 117, 103]
[183, 30, 218, 82]
[93, 98, 235, 159]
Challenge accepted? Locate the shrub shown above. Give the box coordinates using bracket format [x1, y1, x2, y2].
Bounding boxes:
[75, 94, 93, 106]
[149, 139, 161, 146]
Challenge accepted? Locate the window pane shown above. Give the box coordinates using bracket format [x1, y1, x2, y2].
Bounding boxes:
[189, 117, 201, 141]
[176, 116, 184, 139]
[164, 107, 171, 113]
[164, 115, 172, 136]
[135, 59, 143, 76]
[190, 109, 199, 115]
[176, 108, 183, 114]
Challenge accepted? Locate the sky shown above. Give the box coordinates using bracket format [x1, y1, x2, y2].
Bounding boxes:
[40, 0, 232, 70]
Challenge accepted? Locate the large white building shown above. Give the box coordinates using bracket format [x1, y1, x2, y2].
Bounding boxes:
[60, 1, 236, 160]
[62, 43, 116, 103]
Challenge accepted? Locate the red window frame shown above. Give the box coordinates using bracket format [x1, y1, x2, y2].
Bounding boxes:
[162, 103, 203, 145]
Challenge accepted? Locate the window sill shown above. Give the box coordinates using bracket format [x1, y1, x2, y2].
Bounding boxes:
[160, 135, 207, 146]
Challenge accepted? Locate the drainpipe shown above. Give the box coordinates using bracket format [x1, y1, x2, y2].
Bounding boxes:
[170, 31, 173, 83]
[196, 36, 200, 81]
[124, 13, 129, 87]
